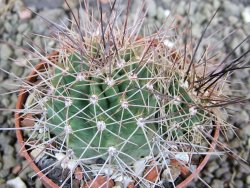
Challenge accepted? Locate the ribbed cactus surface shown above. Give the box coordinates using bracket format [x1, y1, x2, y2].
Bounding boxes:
[45, 38, 209, 165]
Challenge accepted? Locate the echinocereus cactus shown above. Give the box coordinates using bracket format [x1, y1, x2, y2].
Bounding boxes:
[7, 1, 249, 188]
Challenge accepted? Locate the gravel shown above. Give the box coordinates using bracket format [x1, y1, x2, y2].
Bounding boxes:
[0, 0, 249, 188]
[31, 8, 69, 34]
[211, 179, 225, 188]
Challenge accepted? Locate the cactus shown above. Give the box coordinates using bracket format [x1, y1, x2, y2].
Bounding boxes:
[8, 1, 249, 187]
[34, 26, 221, 186]
[45, 37, 210, 165]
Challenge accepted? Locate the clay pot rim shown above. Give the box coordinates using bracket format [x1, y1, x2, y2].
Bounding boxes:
[15, 52, 59, 188]
[15, 52, 220, 188]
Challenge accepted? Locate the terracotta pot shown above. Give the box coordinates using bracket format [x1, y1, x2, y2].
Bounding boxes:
[15, 54, 59, 188]
[176, 127, 219, 188]
[15, 52, 220, 188]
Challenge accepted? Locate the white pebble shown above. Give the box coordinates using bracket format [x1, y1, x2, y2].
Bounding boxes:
[161, 167, 180, 182]
[242, 7, 250, 23]
[18, 9, 32, 20]
[55, 152, 66, 161]
[67, 160, 77, 171]
[30, 147, 45, 163]
[246, 175, 250, 184]
[14, 58, 27, 67]
[175, 153, 189, 163]
[164, 9, 171, 17]
[7, 177, 27, 188]
[115, 175, 133, 188]
[103, 167, 114, 176]
[133, 159, 146, 176]
[25, 92, 36, 109]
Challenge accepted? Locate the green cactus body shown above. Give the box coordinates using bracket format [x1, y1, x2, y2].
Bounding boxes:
[45, 40, 209, 165]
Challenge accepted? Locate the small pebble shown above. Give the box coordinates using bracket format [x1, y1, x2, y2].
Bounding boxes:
[207, 161, 219, 173]
[211, 179, 224, 188]
[246, 175, 250, 184]
[174, 153, 189, 163]
[6, 177, 27, 188]
[213, 0, 221, 9]
[35, 178, 43, 188]
[234, 179, 244, 188]
[10, 14, 18, 25]
[0, 169, 10, 179]
[239, 163, 250, 174]
[145, 0, 156, 17]
[114, 175, 133, 188]
[31, 8, 69, 34]
[0, 44, 12, 60]
[133, 158, 146, 176]
[12, 165, 22, 175]
[243, 123, 250, 136]
[4, 22, 12, 33]
[242, 7, 250, 23]
[3, 155, 16, 169]
[18, 8, 32, 20]
[17, 23, 29, 33]
[215, 166, 229, 178]
[223, 1, 242, 17]
[14, 58, 27, 67]
[161, 167, 180, 182]
[10, 64, 24, 77]
[30, 147, 45, 163]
